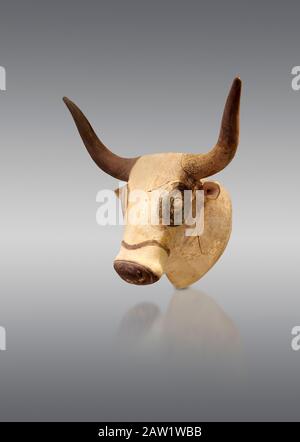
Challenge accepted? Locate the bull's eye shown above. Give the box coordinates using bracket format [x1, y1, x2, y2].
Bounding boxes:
[159, 189, 185, 227]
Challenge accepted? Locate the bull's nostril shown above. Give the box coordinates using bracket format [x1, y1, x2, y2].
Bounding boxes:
[113, 260, 159, 285]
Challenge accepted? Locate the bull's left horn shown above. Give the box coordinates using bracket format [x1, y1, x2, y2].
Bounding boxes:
[63, 97, 139, 181]
[182, 77, 242, 179]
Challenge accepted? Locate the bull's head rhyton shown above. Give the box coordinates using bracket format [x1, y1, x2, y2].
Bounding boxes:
[63, 77, 241, 288]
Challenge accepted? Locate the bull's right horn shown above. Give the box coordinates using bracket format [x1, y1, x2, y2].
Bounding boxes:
[63, 97, 139, 181]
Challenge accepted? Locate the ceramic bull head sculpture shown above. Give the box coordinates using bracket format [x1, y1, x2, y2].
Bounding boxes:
[63, 77, 241, 288]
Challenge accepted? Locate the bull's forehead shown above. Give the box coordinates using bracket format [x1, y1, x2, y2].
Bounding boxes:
[128, 153, 191, 190]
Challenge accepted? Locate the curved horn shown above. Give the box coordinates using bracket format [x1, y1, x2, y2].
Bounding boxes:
[182, 77, 241, 179]
[63, 97, 139, 181]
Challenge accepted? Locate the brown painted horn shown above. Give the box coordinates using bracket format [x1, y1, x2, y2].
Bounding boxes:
[63, 97, 139, 181]
[182, 77, 242, 179]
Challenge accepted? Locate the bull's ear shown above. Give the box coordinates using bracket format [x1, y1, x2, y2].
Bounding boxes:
[114, 184, 128, 215]
[203, 181, 220, 200]
[114, 187, 121, 198]
[114, 184, 127, 199]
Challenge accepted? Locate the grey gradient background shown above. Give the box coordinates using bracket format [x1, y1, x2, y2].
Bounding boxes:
[0, 0, 300, 421]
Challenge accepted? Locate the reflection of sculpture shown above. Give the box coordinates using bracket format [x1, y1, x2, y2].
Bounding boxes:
[64, 78, 241, 287]
[118, 289, 242, 371]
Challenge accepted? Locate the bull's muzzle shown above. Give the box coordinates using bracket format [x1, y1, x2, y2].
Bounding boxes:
[113, 240, 169, 285]
[114, 260, 159, 285]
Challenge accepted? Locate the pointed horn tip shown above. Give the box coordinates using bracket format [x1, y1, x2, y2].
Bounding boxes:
[63, 97, 80, 115]
[63, 96, 72, 106]
[232, 77, 242, 90]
